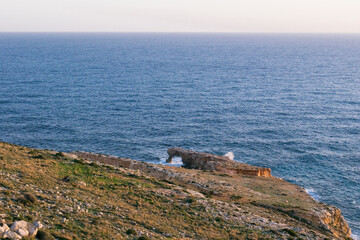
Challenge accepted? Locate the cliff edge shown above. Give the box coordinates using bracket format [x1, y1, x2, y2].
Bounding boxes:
[0, 142, 352, 239]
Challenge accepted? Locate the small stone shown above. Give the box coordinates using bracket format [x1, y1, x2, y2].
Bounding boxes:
[78, 181, 87, 187]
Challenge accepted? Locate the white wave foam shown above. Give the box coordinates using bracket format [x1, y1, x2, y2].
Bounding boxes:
[352, 233, 359, 240]
[224, 151, 234, 160]
[159, 156, 183, 167]
[304, 188, 320, 201]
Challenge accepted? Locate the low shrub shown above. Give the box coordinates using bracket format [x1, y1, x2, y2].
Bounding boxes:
[36, 230, 55, 240]
[282, 228, 297, 237]
[126, 229, 137, 235]
[138, 236, 151, 240]
[55, 152, 65, 158]
[20, 193, 37, 205]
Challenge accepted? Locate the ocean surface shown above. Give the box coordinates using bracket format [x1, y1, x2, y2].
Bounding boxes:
[0, 33, 359, 237]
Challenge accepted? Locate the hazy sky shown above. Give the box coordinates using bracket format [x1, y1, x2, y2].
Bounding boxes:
[1, 0, 360, 32]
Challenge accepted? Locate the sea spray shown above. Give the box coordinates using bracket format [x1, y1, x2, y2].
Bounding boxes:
[224, 152, 234, 160]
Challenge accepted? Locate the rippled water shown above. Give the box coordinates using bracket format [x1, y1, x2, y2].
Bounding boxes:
[0, 33, 359, 237]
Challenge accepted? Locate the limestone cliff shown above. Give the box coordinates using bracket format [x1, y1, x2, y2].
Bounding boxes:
[166, 147, 272, 177]
[0, 142, 352, 239]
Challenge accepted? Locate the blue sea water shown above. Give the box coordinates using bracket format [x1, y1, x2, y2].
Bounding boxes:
[0, 33, 359, 237]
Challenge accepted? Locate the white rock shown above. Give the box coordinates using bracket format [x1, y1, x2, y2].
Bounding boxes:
[27, 222, 39, 237]
[33, 221, 44, 229]
[10, 220, 28, 232]
[16, 228, 29, 237]
[78, 181, 87, 186]
[0, 223, 10, 234]
[2, 230, 22, 239]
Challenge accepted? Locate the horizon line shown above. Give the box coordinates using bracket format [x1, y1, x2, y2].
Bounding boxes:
[1, 31, 360, 34]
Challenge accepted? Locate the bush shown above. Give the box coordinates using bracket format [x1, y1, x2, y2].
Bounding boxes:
[282, 228, 297, 237]
[89, 162, 100, 168]
[138, 236, 151, 240]
[230, 195, 242, 200]
[126, 229, 137, 235]
[36, 230, 55, 240]
[74, 159, 86, 164]
[55, 152, 65, 158]
[20, 193, 37, 205]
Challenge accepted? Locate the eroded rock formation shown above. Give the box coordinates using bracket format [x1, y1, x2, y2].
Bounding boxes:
[167, 147, 272, 177]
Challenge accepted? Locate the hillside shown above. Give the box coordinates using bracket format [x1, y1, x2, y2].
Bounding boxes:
[0, 141, 352, 239]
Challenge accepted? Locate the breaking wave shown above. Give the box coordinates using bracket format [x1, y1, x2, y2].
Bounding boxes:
[224, 151, 234, 160]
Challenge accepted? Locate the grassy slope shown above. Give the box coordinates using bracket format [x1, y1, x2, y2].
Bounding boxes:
[0, 142, 351, 240]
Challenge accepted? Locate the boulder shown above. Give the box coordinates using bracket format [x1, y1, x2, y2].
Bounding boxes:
[34, 221, 44, 229]
[16, 228, 29, 237]
[8, 220, 42, 238]
[10, 220, 28, 232]
[2, 230, 22, 239]
[28, 222, 39, 237]
[0, 223, 10, 235]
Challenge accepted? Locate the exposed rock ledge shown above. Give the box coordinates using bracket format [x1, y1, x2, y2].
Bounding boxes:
[0, 141, 352, 239]
[71, 149, 351, 239]
[166, 147, 272, 177]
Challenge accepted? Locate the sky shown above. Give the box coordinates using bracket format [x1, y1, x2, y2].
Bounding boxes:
[1, 0, 360, 33]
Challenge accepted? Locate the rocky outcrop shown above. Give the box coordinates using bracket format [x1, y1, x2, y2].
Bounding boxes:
[70, 151, 147, 171]
[0, 218, 43, 240]
[167, 147, 272, 177]
[312, 206, 352, 239]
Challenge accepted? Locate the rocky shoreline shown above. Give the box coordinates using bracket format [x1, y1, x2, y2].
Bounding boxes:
[0, 141, 353, 239]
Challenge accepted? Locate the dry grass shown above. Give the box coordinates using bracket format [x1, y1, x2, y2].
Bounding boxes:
[0, 141, 348, 240]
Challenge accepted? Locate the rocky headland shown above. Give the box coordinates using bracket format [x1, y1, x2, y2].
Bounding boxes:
[0, 141, 352, 239]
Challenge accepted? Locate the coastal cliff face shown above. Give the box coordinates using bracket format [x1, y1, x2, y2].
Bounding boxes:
[311, 206, 352, 239]
[0, 142, 352, 239]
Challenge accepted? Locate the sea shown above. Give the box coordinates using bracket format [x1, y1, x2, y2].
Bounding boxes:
[0, 33, 359, 238]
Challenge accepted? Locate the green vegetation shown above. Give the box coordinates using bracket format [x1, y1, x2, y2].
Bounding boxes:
[283, 228, 298, 237]
[0, 141, 351, 240]
[36, 229, 56, 240]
